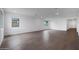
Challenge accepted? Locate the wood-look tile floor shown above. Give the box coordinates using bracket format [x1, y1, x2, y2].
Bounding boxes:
[0, 29, 79, 50]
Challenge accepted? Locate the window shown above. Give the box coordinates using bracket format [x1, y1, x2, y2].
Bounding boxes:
[12, 18, 19, 27]
[44, 20, 48, 26]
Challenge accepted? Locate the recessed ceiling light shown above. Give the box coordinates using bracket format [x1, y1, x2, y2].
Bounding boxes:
[55, 8, 59, 16]
[56, 12, 59, 16]
[41, 16, 43, 18]
[13, 10, 17, 13]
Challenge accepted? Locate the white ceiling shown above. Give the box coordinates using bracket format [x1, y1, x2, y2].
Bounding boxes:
[4, 8, 79, 18]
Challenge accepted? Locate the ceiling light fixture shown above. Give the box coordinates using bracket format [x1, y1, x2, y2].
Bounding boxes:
[55, 8, 59, 16]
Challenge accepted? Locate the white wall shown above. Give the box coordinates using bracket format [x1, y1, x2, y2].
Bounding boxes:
[48, 17, 79, 35]
[76, 18, 79, 35]
[4, 13, 68, 36]
[0, 9, 4, 45]
[48, 18, 67, 31]
[4, 12, 79, 36]
[4, 13, 49, 36]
